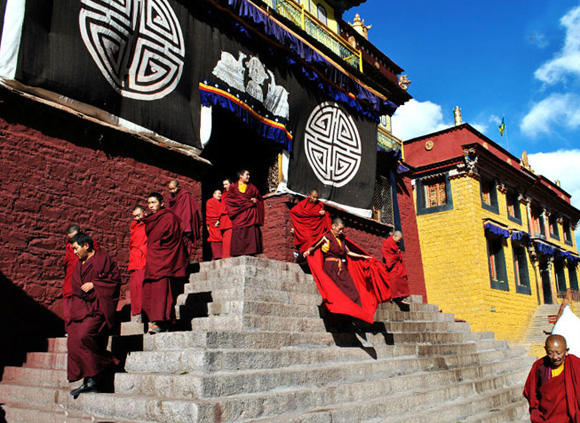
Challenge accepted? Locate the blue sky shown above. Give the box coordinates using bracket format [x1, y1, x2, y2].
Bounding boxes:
[345, 0, 580, 244]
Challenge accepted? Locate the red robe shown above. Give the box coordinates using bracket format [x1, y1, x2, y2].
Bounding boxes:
[128, 221, 147, 315]
[206, 197, 223, 259]
[225, 182, 264, 256]
[307, 231, 382, 323]
[381, 235, 410, 299]
[168, 188, 201, 257]
[220, 191, 233, 258]
[142, 208, 187, 322]
[67, 250, 121, 382]
[524, 354, 580, 423]
[63, 239, 100, 322]
[289, 198, 331, 254]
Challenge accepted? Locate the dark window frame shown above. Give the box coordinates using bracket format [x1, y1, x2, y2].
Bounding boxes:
[416, 173, 454, 216]
[512, 242, 531, 295]
[506, 190, 522, 225]
[555, 258, 567, 294]
[531, 207, 546, 239]
[549, 215, 560, 241]
[563, 221, 573, 246]
[486, 233, 509, 291]
[480, 177, 499, 214]
[569, 263, 579, 291]
[316, 4, 328, 25]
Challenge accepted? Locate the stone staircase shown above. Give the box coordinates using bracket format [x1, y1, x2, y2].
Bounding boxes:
[525, 304, 561, 358]
[0, 256, 535, 422]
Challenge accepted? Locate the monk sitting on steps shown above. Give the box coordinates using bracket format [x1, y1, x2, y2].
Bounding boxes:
[524, 334, 580, 422]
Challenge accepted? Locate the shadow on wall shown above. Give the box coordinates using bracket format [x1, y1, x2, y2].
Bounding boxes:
[0, 270, 64, 381]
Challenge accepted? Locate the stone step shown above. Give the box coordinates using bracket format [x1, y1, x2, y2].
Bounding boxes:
[0, 384, 217, 423]
[213, 371, 528, 422]
[2, 366, 70, 388]
[187, 270, 317, 291]
[47, 337, 67, 353]
[23, 351, 67, 370]
[198, 255, 303, 274]
[461, 400, 530, 423]
[116, 353, 533, 399]
[140, 329, 493, 352]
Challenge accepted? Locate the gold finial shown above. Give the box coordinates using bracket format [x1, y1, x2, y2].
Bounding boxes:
[521, 151, 529, 168]
[555, 179, 561, 187]
[453, 106, 462, 126]
[350, 13, 372, 40]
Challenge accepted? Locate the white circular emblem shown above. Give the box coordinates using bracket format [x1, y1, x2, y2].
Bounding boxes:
[304, 102, 362, 188]
[79, 0, 185, 101]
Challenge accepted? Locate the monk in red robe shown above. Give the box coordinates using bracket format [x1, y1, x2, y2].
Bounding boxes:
[381, 231, 410, 304]
[220, 179, 233, 258]
[304, 218, 381, 324]
[524, 334, 580, 422]
[63, 225, 100, 323]
[142, 192, 188, 333]
[206, 190, 223, 260]
[290, 189, 331, 254]
[225, 169, 264, 256]
[167, 180, 201, 260]
[128, 206, 147, 319]
[67, 233, 120, 398]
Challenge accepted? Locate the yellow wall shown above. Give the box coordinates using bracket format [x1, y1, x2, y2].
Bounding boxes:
[299, 0, 339, 33]
[416, 173, 541, 342]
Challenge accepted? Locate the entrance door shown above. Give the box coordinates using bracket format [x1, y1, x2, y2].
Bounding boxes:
[540, 262, 553, 304]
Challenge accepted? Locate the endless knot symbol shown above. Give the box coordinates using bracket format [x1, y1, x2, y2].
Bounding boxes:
[304, 102, 362, 188]
[79, 0, 185, 100]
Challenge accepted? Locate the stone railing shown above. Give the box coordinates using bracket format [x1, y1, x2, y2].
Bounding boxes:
[254, 0, 362, 71]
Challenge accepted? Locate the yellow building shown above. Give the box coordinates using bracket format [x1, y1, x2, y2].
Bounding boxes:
[404, 122, 580, 343]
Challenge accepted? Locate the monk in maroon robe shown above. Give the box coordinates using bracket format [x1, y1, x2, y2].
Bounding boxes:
[63, 225, 100, 323]
[206, 190, 223, 260]
[128, 206, 147, 319]
[524, 334, 580, 422]
[142, 192, 187, 333]
[225, 169, 264, 256]
[220, 179, 234, 258]
[167, 180, 201, 259]
[381, 231, 410, 303]
[290, 189, 331, 254]
[304, 218, 380, 324]
[67, 233, 120, 398]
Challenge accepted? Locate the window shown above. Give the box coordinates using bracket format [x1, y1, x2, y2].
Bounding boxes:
[416, 173, 454, 215]
[564, 221, 573, 245]
[513, 243, 531, 294]
[555, 259, 567, 293]
[480, 178, 498, 213]
[531, 207, 546, 238]
[549, 215, 560, 240]
[372, 174, 394, 224]
[506, 191, 521, 224]
[487, 234, 508, 291]
[569, 263, 579, 291]
[317, 4, 328, 25]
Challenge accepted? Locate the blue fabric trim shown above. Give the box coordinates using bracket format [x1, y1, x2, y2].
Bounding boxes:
[484, 222, 510, 239]
[377, 146, 402, 160]
[534, 241, 556, 256]
[200, 86, 292, 151]
[225, 0, 398, 120]
[511, 231, 530, 243]
[397, 163, 410, 174]
[559, 251, 580, 263]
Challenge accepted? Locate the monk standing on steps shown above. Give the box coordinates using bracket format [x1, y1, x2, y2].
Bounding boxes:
[128, 205, 147, 322]
[142, 192, 188, 334]
[225, 169, 264, 257]
[524, 334, 580, 422]
[67, 233, 120, 398]
[167, 179, 201, 261]
[289, 188, 331, 255]
[220, 179, 234, 258]
[381, 231, 410, 305]
[206, 189, 223, 260]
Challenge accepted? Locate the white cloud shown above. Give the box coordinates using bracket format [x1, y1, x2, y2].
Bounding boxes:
[535, 5, 580, 84]
[531, 31, 550, 49]
[528, 149, 580, 243]
[521, 93, 580, 136]
[391, 99, 451, 140]
[489, 115, 502, 126]
[471, 122, 488, 134]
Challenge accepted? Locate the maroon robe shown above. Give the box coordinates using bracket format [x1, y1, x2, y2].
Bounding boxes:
[142, 208, 187, 322]
[128, 220, 147, 315]
[307, 231, 379, 323]
[64, 239, 100, 323]
[206, 197, 223, 260]
[381, 235, 410, 299]
[524, 354, 580, 422]
[225, 182, 264, 256]
[67, 250, 120, 382]
[290, 198, 331, 254]
[168, 188, 201, 257]
[220, 191, 233, 258]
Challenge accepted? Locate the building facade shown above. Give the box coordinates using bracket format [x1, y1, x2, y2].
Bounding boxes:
[0, 0, 426, 370]
[404, 123, 580, 342]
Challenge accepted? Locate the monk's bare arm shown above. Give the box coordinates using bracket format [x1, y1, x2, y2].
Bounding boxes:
[345, 246, 371, 260]
[304, 236, 328, 257]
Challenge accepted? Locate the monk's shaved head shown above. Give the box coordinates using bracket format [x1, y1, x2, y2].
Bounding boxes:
[309, 188, 319, 195]
[168, 180, 179, 188]
[546, 334, 567, 349]
[545, 334, 568, 369]
[66, 225, 81, 235]
[332, 217, 344, 226]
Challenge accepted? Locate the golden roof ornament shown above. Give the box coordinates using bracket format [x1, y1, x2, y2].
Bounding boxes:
[398, 75, 411, 91]
[349, 13, 372, 40]
[453, 106, 462, 126]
